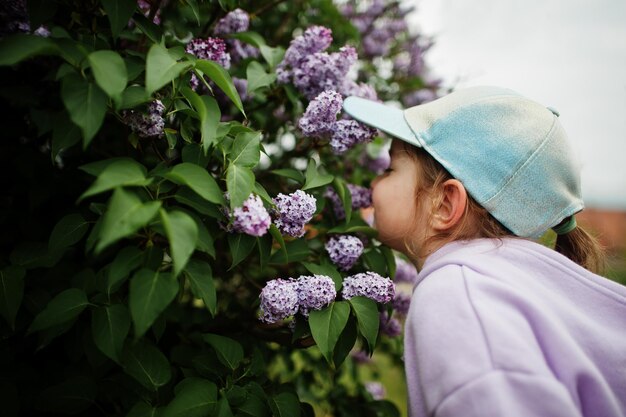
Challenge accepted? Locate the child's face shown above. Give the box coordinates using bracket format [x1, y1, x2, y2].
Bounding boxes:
[371, 140, 423, 253]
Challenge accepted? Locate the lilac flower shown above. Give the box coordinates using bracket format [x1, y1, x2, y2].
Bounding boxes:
[324, 184, 372, 220]
[298, 90, 343, 137]
[33, 26, 50, 37]
[186, 37, 231, 69]
[259, 278, 299, 323]
[296, 275, 336, 316]
[138, 0, 161, 24]
[394, 37, 433, 77]
[351, 350, 372, 364]
[277, 26, 358, 99]
[341, 79, 378, 101]
[0, 0, 29, 36]
[392, 292, 411, 316]
[214, 8, 250, 35]
[362, 148, 390, 174]
[292, 46, 357, 99]
[402, 88, 437, 108]
[394, 257, 418, 284]
[272, 190, 317, 237]
[362, 27, 394, 57]
[123, 100, 166, 138]
[365, 382, 386, 400]
[380, 311, 402, 337]
[325, 235, 364, 271]
[230, 194, 271, 237]
[213, 8, 259, 63]
[330, 119, 377, 154]
[341, 272, 395, 303]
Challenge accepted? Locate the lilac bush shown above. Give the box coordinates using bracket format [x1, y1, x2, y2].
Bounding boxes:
[0, 0, 442, 414]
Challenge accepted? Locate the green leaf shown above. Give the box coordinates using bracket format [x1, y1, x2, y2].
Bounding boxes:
[182, 143, 210, 167]
[0, 266, 25, 329]
[88, 50, 128, 101]
[362, 248, 388, 277]
[132, 14, 162, 44]
[195, 59, 245, 117]
[126, 401, 160, 417]
[91, 304, 130, 362]
[332, 178, 352, 223]
[0, 34, 57, 66]
[180, 87, 220, 152]
[203, 334, 244, 370]
[122, 340, 171, 391]
[333, 317, 358, 367]
[129, 268, 178, 338]
[184, 259, 216, 316]
[174, 188, 223, 219]
[308, 301, 350, 364]
[106, 246, 143, 295]
[101, 0, 137, 38]
[348, 296, 379, 351]
[246, 61, 276, 94]
[302, 159, 334, 191]
[268, 392, 300, 417]
[269, 239, 309, 264]
[270, 168, 305, 184]
[226, 164, 254, 209]
[38, 375, 96, 415]
[160, 209, 198, 277]
[163, 378, 218, 417]
[227, 233, 256, 269]
[51, 114, 80, 159]
[28, 288, 89, 333]
[259, 45, 285, 69]
[79, 157, 137, 176]
[96, 188, 161, 253]
[228, 31, 266, 49]
[216, 397, 234, 417]
[229, 131, 261, 168]
[48, 213, 89, 251]
[61, 73, 107, 147]
[269, 224, 287, 262]
[119, 85, 151, 110]
[80, 159, 151, 201]
[164, 163, 224, 205]
[184, 0, 201, 25]
[146, 44, 192, 95]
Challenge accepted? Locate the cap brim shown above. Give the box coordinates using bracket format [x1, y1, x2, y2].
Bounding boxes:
[343, 96, 420, 146]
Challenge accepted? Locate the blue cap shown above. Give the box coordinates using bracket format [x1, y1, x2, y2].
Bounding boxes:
[343, 86, 584, 238]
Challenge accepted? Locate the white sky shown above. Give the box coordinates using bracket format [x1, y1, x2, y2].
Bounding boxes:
[408, 0, 626, 209]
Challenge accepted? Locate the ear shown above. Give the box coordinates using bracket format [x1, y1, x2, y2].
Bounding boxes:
[431, 179, 468, 232]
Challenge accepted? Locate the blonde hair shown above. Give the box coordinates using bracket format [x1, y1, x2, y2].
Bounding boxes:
[400, 142, 606, 274]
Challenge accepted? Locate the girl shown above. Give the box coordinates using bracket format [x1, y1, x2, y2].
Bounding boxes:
[344, 86, 626, 417]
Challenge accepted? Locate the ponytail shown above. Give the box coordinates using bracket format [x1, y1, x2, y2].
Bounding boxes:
[554, 217, 606, 274]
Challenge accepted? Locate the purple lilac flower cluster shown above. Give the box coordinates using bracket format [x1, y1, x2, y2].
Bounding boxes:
[138, 0, 161, 25]
[260, 275, 335, 323]
[379, 311, 402, 337]
[0, 0, 29, 36]
[298, 90, 343, 137]
[259, 279, 299, 323]
[298, 90, 377, 154]
[341, 271, 395, 303]
[213, 8, 259, 63]
[393, 36, 434, 78]
[365, 382, 386, 400]
[324, 184, 372, 220]
[230, 194, 271, 237]
[272, 190, 317, 238]
[402, 87, 438, 108]
[392, 292, 411, 316]
[277, 26, 363, 100]
[394, 257, 418, 284]
[185, 37, 231, 69]
[361, 147, 390, 175]
[325, 235, 364, 271]
[297, 275, 337, 316]
[123, 100, 166, 138]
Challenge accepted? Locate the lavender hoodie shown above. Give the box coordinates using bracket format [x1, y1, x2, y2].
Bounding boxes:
[404, 238, 626, 417]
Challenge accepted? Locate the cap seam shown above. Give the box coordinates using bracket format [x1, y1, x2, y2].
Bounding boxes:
[484, 115, 558, 206]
